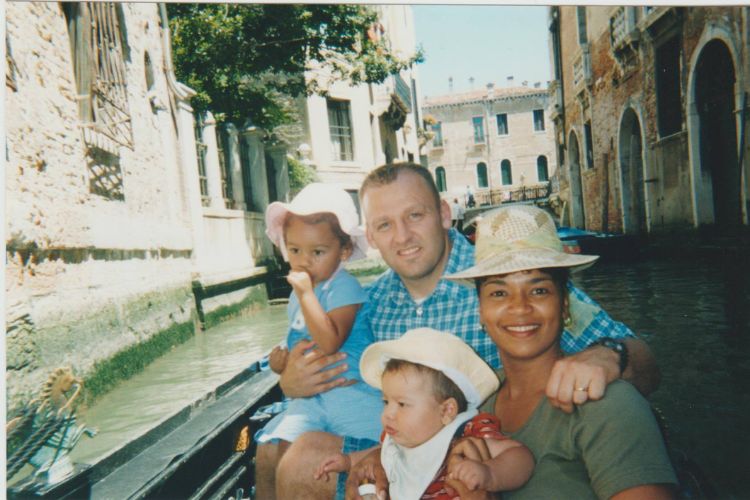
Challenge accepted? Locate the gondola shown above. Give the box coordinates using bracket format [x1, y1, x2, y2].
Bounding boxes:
[8, 359, 716, 500]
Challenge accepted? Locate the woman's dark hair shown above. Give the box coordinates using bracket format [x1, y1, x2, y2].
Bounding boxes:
[383, 358, 468, 413]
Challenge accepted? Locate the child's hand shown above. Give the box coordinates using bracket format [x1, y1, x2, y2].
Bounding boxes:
[287, 270, 314, 295]
[269, 345, 289, 374]
[448, 458, 491, 491]
[313, 452, 351, 482]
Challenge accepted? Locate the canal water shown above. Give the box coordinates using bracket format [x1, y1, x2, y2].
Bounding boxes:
[69, 255, 749, 497]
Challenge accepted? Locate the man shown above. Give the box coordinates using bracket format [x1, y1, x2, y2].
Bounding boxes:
[262, 163, 659, 499]
[451, 197, 465, 232]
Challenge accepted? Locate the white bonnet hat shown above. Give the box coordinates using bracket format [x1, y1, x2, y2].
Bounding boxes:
[360, 328, 499, 408]
[265, 183, 368, 262]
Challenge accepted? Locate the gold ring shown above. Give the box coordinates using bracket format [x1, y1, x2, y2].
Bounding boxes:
[575, 387, 587, 392]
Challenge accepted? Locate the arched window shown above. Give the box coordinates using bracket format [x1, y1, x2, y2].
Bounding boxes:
[537, 155, 549, 182]
[501, 160, 512, 185]
[435, 166, 447, 192]
[476, 162, 488, 188]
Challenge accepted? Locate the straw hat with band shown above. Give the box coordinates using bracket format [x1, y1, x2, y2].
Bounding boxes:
[360, 327, 499, 408]
[445, 205, 599, 284]
[265, 182, 368, 262]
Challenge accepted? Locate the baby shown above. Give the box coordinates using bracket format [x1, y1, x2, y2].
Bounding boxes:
[255, 183, 383, 448]
[316, 328, 534, 499]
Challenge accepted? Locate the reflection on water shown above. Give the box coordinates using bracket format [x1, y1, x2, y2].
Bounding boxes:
[70, 304, 288, 465]
[574, 256, 750, 498]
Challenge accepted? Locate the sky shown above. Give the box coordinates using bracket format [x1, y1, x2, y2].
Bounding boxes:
[412, 5, 552, 98]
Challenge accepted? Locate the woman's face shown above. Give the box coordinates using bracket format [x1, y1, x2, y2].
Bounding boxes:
[479, 269, 566, 363]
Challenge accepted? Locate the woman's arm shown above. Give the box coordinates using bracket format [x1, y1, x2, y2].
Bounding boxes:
[611, 484, 675, 500]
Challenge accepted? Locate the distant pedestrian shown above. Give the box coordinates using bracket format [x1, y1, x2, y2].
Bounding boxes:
[451, 198, 465, 232]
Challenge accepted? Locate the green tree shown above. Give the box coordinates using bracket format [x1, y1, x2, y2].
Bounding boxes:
[287, 156, 318, 195]
[168, 4, 422, 130]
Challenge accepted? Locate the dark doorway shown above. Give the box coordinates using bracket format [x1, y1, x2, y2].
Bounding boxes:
[696, 39, 740, 227]
[619, 108, 646, 234]
[568, 131, 585, 228]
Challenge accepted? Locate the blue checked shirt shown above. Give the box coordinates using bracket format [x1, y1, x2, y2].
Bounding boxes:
[364, 229, 634, 369]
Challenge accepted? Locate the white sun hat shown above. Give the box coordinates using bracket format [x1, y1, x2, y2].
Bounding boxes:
[445, 205, 598, 284]
[360, 328, 499, 408]
[265, 183, 368, 262]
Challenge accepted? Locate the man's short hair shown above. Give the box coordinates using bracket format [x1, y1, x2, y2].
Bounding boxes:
[383, 358, 468, 413]
[359, 162, 441, 210]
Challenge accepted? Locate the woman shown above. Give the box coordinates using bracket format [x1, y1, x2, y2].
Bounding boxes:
[444, 205, 677, 499]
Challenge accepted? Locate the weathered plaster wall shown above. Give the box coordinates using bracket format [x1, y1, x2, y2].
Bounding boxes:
[5, 2, 195, 410]
[556, 6, 748, 232]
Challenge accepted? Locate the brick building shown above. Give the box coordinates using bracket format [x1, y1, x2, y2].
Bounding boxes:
[423, 84, 557, 207]
[548, 6, 750, 233]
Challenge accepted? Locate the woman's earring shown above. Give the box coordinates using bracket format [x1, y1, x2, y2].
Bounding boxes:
[480, 323, 487, 333]
[563, 315, 573, 328]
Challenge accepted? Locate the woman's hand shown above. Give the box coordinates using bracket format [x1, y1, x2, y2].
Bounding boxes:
[545, 347, 618, 413]
[278, 340, 352, 398]
[268, 345, 289, 374]
[345, 447, 388, 500]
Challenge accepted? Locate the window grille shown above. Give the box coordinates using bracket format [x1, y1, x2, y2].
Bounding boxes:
[501, 160, 513, 185]
[496, 114, 508, 135]
[435, 167, 447, 192]
[63, 2, 132, 200]
[217, 128, 234, 208]
[477, 162, 488, 188]
[327, 99, 354, 161]
[194, 117, 210, 207]
[473, 116, 485, 144]
[432, 122, 443, 147]
[533, 110, 545, 131]
[537, 156, 549, 182]
[655, 35, 683, 137]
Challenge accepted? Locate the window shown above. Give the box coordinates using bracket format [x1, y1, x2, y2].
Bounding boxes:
[584, 121, 594, 169]
[63, 2, 132, 200]
[435, 167, 447, 192]
[432, 122, 444, 147]
[655, 35, 683, 137]
[501, 160, 513, 185]
[472, 116, 485, 144]
[533, 110, 545, 131]
[476, 162, 489, 188]
[537, 156, 549, 182]
[194, 116, 210, 206]
[239, 136, 255, 211]
[327, 99, 354, 161]
[217, 128, 233, 208]
[496, 114, 509, 135]
[577, 7, 588, 45]
[265, 152, 278, 203]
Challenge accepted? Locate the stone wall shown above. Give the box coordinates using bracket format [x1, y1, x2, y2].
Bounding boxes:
[5, 2, 196, 411]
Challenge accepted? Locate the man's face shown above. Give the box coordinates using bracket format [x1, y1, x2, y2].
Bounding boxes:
[362, 171, 452, 292]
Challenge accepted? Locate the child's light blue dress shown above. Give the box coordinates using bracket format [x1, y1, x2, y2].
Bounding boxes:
[255, 268, 383, 444]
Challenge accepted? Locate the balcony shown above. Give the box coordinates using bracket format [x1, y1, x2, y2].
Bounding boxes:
[610, 7, 640, 58]
[548, 79, 564, 120]
[572, 44, 592, 95]
[392, 73, 412, 114]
